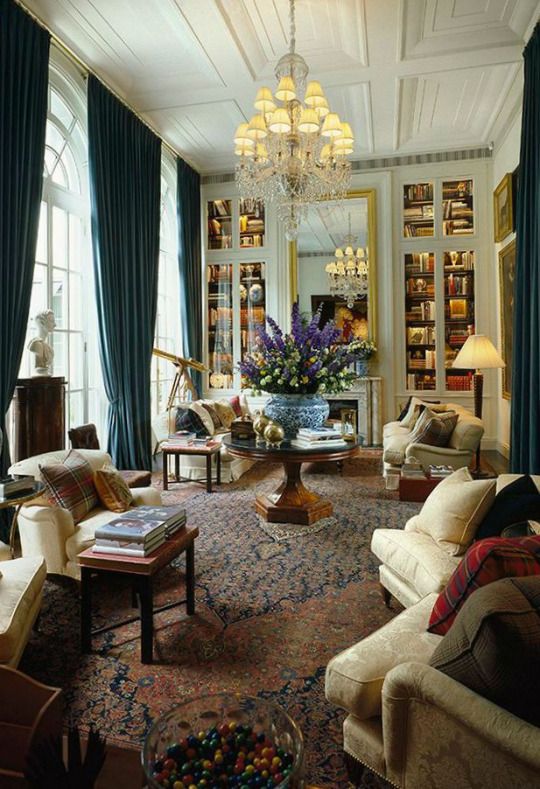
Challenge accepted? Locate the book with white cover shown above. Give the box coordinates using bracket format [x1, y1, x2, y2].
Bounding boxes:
[291, 439, 347, 450]
[92, 537, 166, 557]
[297, 426, 341, 440]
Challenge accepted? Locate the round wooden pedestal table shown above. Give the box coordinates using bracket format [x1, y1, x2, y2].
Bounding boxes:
[222, 436, 360, 526]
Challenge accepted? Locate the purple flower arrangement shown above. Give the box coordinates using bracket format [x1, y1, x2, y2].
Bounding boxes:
[238, 303, 374, 395]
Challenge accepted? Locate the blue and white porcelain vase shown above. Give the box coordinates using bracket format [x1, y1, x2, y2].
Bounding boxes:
[264, 393, 330, 438]
[356, 359, 369, 377]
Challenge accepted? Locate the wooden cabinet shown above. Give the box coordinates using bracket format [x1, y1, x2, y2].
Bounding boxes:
[13, 377, 66, 462]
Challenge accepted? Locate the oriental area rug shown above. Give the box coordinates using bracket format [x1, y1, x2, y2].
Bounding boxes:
[21, 451, 420, 788]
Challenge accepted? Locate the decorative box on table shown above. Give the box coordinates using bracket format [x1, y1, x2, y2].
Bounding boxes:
[230, 416, 256, 440]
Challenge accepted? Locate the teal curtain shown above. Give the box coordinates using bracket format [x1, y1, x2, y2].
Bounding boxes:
[88, 76, 161, 469]
[0, 0, 49, 475]
[510, 23, 540, 473]
[177, 157, 202, 395]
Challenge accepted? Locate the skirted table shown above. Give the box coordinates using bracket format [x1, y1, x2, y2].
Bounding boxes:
[222, 435, 360, 526]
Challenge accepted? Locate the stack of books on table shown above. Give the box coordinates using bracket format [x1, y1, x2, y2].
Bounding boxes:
[428, 464, 454, 478]
[291, 427, 347, 450]
[0, 475, 34, 498]
[400, 461, 426, 479]
[165, 431, 195, 446]
[93, 505, 187, 557]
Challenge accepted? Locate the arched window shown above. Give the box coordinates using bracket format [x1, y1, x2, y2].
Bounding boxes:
[18, 50, 106, 440]
[151, 151, 182, 417]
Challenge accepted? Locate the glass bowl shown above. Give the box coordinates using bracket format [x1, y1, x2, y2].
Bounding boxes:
[142, 692, 304, 787]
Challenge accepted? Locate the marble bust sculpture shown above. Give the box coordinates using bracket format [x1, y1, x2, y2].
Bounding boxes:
[27, 309, 56, 376]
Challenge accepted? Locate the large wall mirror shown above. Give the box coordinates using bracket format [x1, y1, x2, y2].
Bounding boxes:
[294, 190, 377, 343]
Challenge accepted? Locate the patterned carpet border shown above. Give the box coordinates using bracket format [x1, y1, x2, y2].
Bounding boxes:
[20, 451, 419, 787]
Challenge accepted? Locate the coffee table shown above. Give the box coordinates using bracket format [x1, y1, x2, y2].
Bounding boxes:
[78, 525, 198, 664]
[222, 436, 360, 525]
[162, 441, 221, 493]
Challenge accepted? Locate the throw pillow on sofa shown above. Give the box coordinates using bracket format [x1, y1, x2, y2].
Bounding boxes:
[429, 575, 540, 727]
[408, 408, 458, 447]
[201, 401, 222, 431]
[214, 399, 237, 430]
[476, 475, 540, 541]
[94, 466, 134, 513]
[175, 407, 208, 437]
[189, 401, 215, 436]
[40, 449, 99, 524]
[427, 534, 540, 635]
[400, 397, 441, 428]
[407, 466, 496, 556]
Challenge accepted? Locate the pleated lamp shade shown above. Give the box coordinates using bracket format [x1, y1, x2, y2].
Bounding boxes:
[452, 335, 505, 370]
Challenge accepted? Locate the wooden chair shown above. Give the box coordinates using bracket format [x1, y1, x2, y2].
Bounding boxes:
[0, 666, 62, 786]
[68, 424, 151, 488]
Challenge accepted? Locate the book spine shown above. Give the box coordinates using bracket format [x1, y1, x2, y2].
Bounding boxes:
[92, 543, 163, 557]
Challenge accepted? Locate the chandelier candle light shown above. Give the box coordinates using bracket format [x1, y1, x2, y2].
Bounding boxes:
[234, 0, 354, 240]
[325, 213, 369, 308]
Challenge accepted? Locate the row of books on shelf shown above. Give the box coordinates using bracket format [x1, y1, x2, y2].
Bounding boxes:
[407, 326, 436, 344]
[446, 374, 473, 391]
[403, 224, 433, 238]
[443, 222, 473, 236]
[208, 266, 232, 281]
[447, 330, 471, 345]
[209, 199, 231, 218]
[445, 251, 474, 269]
[404, 183, 433, 202]
[92, 506, 187, 557]
[405, 253, 434, 272]
[442, 181, 472, 198]
[404, 205, 433, 220]
[407, 300, 435, 320]
[407, 374, 436, 390]
[446, 274, 472, 295]
[408, 350, 436, 369]
[443, 200, 472, 219]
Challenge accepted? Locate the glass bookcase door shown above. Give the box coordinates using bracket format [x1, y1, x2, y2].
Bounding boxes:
[207, 263, 234, 390]
[442, 179, 474, 236]
[240, 262, 266, 358]
[403, 182, 434, 238]
[239, 199, 265, 249]
[444, 250, 475, 391]
[404, 252, 436, 390]
[207, 199, 232, 250]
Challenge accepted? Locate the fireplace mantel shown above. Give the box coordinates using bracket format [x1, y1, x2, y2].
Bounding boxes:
[324, 377, 382, 446]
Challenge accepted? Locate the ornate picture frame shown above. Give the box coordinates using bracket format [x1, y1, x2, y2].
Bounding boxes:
[498, 239, 515, 400]
[493, 172, 514, 242]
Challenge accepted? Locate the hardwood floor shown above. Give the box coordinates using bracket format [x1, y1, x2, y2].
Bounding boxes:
[482, 450, 509, 475]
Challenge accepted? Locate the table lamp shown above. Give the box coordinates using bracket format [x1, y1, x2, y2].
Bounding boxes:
[452, 334, 505, 476]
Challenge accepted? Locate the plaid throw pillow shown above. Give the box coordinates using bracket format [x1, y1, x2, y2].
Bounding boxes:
[175, 406, 208, 437]
[40, 449, 98, 524]
[428, 535, 540, 635]
[409, 408, 458, 447]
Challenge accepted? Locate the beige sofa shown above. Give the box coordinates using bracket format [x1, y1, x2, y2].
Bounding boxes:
[0, 557, 46, 667]
[9, 449, 161, 580]
[371, 473, 538, 609]
[325, 592, 540, 788]
[383, 400, 484, 473]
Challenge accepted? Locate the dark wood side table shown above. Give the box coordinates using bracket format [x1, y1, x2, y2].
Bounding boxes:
[13, 376, 66, 462]
[0, 482, 45, 557]
[78, 525, 198, 664]
[162, 441, 221, 493]
[222, 436, 360, 525]
[398, 475, 442, 502]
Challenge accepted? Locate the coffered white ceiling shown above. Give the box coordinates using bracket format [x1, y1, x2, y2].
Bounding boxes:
[24, 0, 540, 174]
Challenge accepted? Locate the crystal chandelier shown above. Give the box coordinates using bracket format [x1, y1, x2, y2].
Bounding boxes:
[325, 214, 369, 308]
[234, 0, 353, 241]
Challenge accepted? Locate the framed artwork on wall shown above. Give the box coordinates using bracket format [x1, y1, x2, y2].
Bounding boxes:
[310, 295, 368, 343]
[498, 239, 515, 400]
[493, 171, 516, 242]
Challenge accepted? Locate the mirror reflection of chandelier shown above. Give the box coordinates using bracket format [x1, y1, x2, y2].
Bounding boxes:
[234, 0, 353, 241]
[325, 214, 369, 308]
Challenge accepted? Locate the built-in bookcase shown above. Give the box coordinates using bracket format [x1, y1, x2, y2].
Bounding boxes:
[401, 176, 477, 394]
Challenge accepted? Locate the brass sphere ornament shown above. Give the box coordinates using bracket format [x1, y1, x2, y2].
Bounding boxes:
[253, 412, 271, 444]
[263, 421, 285, 447]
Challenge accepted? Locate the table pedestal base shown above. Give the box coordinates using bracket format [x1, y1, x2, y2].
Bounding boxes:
[255, 461, 333, 525]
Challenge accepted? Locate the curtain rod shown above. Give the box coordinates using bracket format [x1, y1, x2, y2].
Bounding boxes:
[15, 0, 198, 170]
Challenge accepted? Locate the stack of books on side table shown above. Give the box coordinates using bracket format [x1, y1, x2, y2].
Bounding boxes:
[93, 506, 187, 557]
[291, 426, 347, 450]
[428, 464, 454, 478]
[400, 461, 426, 479]
[166, 431, 196, 446]
[0, 475, 35, 498]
